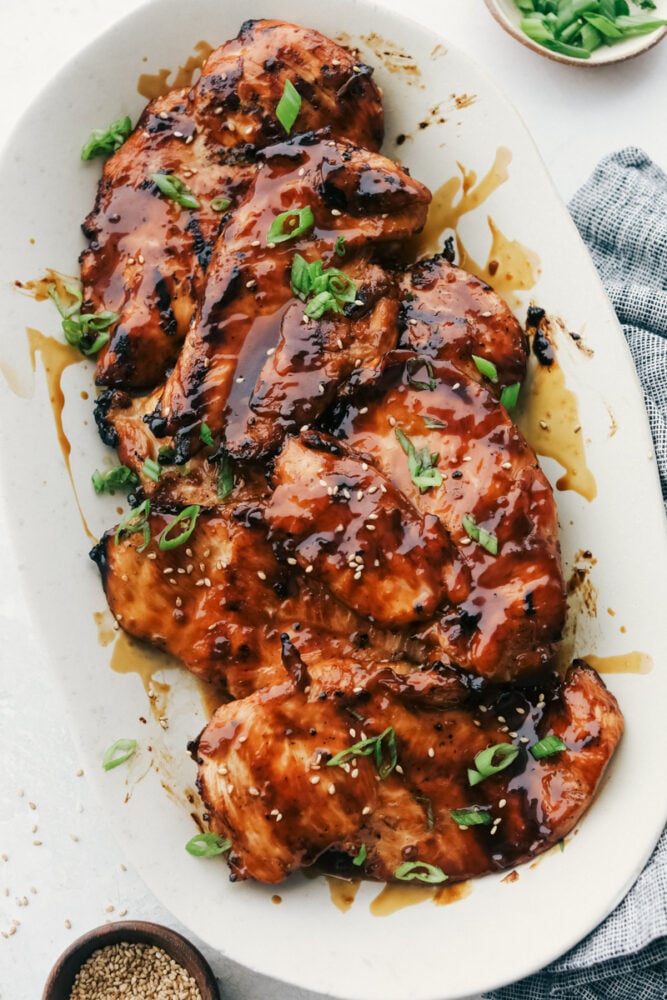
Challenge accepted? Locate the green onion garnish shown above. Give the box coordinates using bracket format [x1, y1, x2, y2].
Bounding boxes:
[462, 514, 498, 556]
[200, 422, 214, 447]
[334, 235, 347, 257]
[406, 356, 437, 392]
[352, 844, 367, 867]
[513, 0, 666, 59]
[185, 833, 232, 857]
[157, 505, 201, 551]
[81, 116, 132, 160]
[327, 726, 398, 780]
[472, 354, 498, 383]
[47, 282, 83, 320]
[211, 196, 231, 212]
[395, 427, 442, 494]
[415, 795, 435, 831]
[92, 465, 139, 494]
[151, 172, 200, 210]
[141, 457, 161, 483]
[394, 861, 448, 884]
[276, 79, 302, 135]
[267, 206, 314, 245]
[530, 735, 568, 760]
[102, 738, 137, 771]
[423, 415, 447, 430]
[468, 743, 520, 787]
[115, 499, 151, 551]
[500, 383, 521, 410]
[290, 253, 358, 319]
[450, 806, 492, 827]
[217, 456, 234, 500]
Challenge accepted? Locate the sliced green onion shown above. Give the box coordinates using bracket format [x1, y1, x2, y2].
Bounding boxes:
[514, 0, 666, 57]
[81, 116, 132, 160]
[151, 172, 200, 210]
[115, 499, 151, 552]
[304, 290, 339, 319]
[157, 504, 201, 551]
[530, 735, 568, 760]
[142, 457, 161, 483]
[395, 427, 442, 494]
[406, 356, 437, 391]
[47, 282, 83, 320]
[276, 79, 302, 135]
[102, 738, 137, 771]
[185, 832, 231, 857]
[500, 383, 521, 410]
[423, 415, 447, 430]
[217, 456, 234, 500]
[472, 354, 498, 383]
[394, 861, 448, 884]
[211, 196, 231, 212]
[61, 309, 119, 357]
[267, 206, 314, 245]
[462, 514, 498, 557]
[468, 743, 520, 787]
[352, 843, 367, 867]
[92, 465, 139, 494]
[200, 422, 214, 447]
[450, 806, 492, 827]
[327, 726, 397, 780]
[335, 235, 347, 257]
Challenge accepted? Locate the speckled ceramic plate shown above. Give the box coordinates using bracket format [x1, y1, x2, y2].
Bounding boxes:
[0, 1, 666, 998]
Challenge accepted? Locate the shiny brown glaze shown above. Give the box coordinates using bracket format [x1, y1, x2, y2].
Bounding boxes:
[399, 255, 528, 393]
[93, 506, 420, 699]
[82, 20, 385, 391]
[329, 351, 565, 681]
[153, 134, 430, 462]
[192, 19, 384, 152]
[193, 659, 623, 883]
[265, 431, 469, 625]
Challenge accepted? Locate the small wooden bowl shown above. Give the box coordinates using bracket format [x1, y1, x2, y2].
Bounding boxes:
[484, 0, 667, 67]
[42, 920, 221, 1000]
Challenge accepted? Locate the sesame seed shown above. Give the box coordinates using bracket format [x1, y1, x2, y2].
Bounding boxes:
[331, 208, 342, 217]
[287, 557, 297, 566]
[479, 705, 488, 712]
[257, 570, 267, 581]
[336, 338, 344, 350]
[310, 775, 320, 784]
[305, 565, 314, 574]
[173, 130, 183, 138]
[388, 416, 396, 427]
[427, 747, 435, 758]
[460, 536, 472, 545]
[362, 805, 372, 815]
[497, 716, 506, 723]
[236, 376, 245, 383]
[519, 737, 529, 744]
[251, 240, 261, 247]
[266, 347, 275, 356]
[248, 787, 260, 797]
[395, 765, 404, 775]
[509, 731, 518, 738]
[516, 707, 526, 715]
[539, 420, 549, 430]
[498, 798, 507, 808]
[328, 784, 336, 795]
[64, 919, 71, 929]
[501, 461, 512, 470]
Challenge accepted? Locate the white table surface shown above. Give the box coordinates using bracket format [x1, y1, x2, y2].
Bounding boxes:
[0, 2, 665, 998]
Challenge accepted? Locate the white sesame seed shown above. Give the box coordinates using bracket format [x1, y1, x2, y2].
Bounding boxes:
[497, 716, 506, 723]
[248, 787, 260, 797]
[257, 570, 267, 581]
[331, 208, 342, 217]
[251, 240, 261, 247]
[310, 775, 320, 784]
[498, 798, 507, 808]
[328, 784, 336, 795]
[427, 747, 435, 758]
[362, 805, 372, 815]
[501, 461, 512, 470]
[287, 557, 297, 566]
[305, 565, 314, 574]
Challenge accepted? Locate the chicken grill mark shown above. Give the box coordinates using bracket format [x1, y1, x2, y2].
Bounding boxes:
[85, 20, 623, 887]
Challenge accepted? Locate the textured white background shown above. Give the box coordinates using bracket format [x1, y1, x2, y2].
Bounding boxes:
[0, 2, 665, 999]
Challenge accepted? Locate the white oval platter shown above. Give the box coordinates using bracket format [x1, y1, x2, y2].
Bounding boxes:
[0, 1, 665, 998]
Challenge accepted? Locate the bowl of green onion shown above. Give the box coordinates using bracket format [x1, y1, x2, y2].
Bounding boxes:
[484, 0, 667, 64]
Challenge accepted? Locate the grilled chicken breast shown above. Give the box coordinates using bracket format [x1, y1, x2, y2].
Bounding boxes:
[193, 659, 623, 883]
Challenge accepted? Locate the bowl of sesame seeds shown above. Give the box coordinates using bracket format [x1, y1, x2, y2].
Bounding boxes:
[42, 920, 220, 1000]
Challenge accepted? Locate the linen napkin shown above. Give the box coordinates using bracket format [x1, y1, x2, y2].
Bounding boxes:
[485, 147, 667, 999]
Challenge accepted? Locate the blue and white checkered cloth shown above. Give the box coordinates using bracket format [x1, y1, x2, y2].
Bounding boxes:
[485, 147, 667, 1000]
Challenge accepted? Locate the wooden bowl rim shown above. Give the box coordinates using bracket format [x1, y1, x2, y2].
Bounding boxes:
[483, 0, 667, 67]
[42, 920, 221, 1000]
